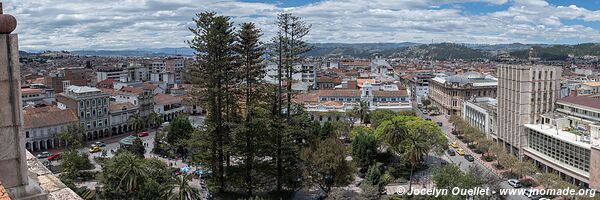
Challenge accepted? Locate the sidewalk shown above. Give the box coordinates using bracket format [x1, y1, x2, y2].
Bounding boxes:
[431, 114, 507, 179]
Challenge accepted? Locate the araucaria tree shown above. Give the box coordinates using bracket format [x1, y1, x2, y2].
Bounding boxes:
[188, 11, 312, 197]
[268, 12, 312, 194]
[188, 12, 237, 192]
[233, 22, 265, 195]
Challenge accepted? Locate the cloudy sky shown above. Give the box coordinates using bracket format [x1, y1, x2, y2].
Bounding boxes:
[3, 0, 600, 50]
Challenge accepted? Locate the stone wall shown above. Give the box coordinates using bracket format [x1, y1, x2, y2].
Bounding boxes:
[24, 151, 81, 200]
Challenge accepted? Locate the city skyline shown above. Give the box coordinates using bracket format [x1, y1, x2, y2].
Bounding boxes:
[4, 0, 600, 50]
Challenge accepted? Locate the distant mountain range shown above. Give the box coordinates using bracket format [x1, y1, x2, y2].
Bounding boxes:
[21, 42, 600, 60]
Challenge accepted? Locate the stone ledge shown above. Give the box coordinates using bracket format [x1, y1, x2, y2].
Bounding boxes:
[24, 151, 81, 200]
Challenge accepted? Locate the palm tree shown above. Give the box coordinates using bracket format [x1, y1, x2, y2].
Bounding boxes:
[128, 112, 145, 133]
[147, 112, 163, 129]
[110, 152, 148, 195]
[358, 101, 369, 124]
[163, 174, 201, 200]
[401, 125, 429, 191]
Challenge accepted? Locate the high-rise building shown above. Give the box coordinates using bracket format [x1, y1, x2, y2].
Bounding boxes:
[496, 64, 562, 155]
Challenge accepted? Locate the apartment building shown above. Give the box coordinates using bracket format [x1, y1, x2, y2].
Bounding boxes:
[496, 64, 562, 155]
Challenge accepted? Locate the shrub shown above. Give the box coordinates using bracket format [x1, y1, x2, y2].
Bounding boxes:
[494, 164, 504, 170]
[482, 155, 495, 162]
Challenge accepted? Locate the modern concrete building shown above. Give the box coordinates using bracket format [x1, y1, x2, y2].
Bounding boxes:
[496, 64, 562, 155]
[462, 97, 498, 140]
[405, 71, 435, 105]
[56, 85, 111, 140]
[429, 72, 497, 116]
[21, 87, 55, 106]
[96, 66, 128, 83]
[523, 96, 600, 189]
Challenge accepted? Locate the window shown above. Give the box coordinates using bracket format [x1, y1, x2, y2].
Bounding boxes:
[26, 131, 29, 138]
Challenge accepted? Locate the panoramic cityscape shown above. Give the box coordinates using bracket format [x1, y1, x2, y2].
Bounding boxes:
[2, 0, 600, 200]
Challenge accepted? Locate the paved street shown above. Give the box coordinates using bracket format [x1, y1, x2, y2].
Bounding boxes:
[414, 106, 529, 200]
[37, 115, 210, 199]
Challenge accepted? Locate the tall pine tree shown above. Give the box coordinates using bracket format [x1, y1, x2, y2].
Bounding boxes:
[188, 12, 236, 192]
[234, 22, 265, 195]
[268, 12, 312, 194]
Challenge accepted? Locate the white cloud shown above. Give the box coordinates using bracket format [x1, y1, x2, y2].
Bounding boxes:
[1, 0, 600, 50]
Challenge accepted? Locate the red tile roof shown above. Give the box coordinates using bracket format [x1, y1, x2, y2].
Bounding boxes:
[373, 90, 408, 97]
[154, 93, 182, 105]
[120, 86, 145, 95]
[23, 106, 78, 129]
[109, 102, 137, 112]
[317, 89, 361, 97]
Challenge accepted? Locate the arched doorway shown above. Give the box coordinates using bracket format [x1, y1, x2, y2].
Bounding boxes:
[25, 142, 31, 152]
[46, 140, 53, 149]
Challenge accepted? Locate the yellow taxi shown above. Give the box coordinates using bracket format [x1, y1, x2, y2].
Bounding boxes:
[89, 146, 101, 153]
[456, 148, 465, 156]
[450, 142, 459, 148]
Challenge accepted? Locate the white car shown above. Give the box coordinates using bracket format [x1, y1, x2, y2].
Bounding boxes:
[507, 179, 521, 188]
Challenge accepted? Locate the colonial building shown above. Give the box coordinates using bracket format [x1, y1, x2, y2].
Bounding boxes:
[117, 86, 154, 116]
[154, 93, 184, 121]
[56, 85, 111, 140]
[429, 72, 497, 116]
[295, 82, 411, 114]
[23, 105, 78, 152]
[108, 102, 138, 135]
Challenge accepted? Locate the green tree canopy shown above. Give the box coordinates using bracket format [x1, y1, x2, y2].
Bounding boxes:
[351, 132, 378, 170]
[369, 109, 416, 129]
[167, 116, 194, 145]
[301, 137, 354, 196]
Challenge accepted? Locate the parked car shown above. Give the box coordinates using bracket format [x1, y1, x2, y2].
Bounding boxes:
[437, 122, 443, 126]
[464, 154, 474, 162]
[137, 131, 149, 137]
[507, 179, 522, 188]
[37, 152, 50, 159]
[95, 141, 106, 147]
[422, 110, 429, 114]
[450, 142, 459, 148]
[447, 149, 456, 156]
[456, 148, 465, 156]
[89, 146, 101, 153]
[48, 153, 61, 161]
